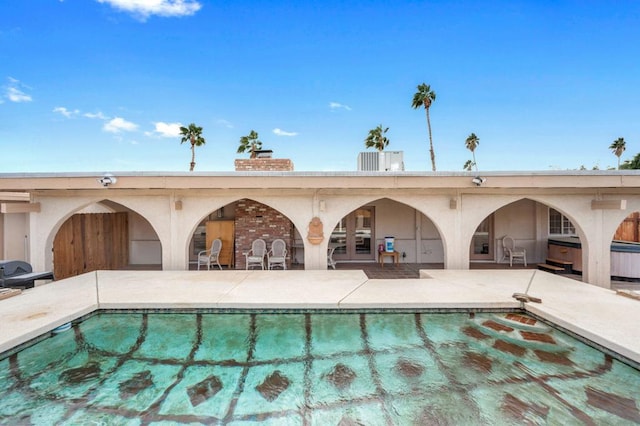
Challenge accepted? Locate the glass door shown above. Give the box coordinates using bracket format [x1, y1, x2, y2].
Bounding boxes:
[331, 207, 375, 261]
[470, 215, 494, 261]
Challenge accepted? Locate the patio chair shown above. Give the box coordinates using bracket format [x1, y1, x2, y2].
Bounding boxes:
[198, 238, 223, 270]
[502, 236, 527, 267]
[245, 238, 267, 270]
[267, 239, 287, 270]
[327, 246, 337, 270]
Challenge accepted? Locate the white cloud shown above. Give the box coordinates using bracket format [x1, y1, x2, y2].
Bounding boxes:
[103, 117, 138, 133]
[273, 128, 298, 137]
[151, 121, 182, 137]
[53, 106, 80, 118]
[329, 102, 351, 111]
[4, 78, 32, 103]
[7, 87, 31, 102]
[84, 111, 108, 120]
[96, 0, 202, 20]
[215, 119, 234, 129]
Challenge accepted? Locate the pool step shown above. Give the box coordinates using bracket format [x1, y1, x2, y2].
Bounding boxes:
[537, 258, 573, 274]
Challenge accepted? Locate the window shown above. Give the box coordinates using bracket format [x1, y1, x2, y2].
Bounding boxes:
[549, 208, 575, 235]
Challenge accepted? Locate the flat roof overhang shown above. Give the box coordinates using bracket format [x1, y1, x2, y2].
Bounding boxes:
[1, 171, 640, 194]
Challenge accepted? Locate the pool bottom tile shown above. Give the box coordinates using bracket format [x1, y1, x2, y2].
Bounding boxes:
[232, 362, 305, 418]
[387, 391, 482, 425]
[90, 360, 181, 413]
[373, 347, 448, 395]
[159, 364, 243, 419]
[309, 401, 387, 426]
[309, 355, 378, 407]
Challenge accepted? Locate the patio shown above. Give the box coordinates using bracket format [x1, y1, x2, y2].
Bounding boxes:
[186, 260, 639, 291]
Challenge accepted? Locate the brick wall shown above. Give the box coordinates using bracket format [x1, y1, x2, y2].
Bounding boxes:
[234, 199, 294, 269]
[234, 158, 294, 171]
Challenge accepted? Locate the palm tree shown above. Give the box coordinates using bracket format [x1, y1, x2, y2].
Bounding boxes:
[237, 130, 262, 158]
[411, 83, 437, 171]
[463, 160, 474, 171]
[179, 123, 206, 172]
[465, 133, 480, 171]
[609, 137, 626, 170]
[364, 125, 390, 151]
[621, 152, 640, 170]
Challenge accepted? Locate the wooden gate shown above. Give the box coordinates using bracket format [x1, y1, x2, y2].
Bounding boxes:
[614, 212, 640, 242]
[53, 212, 129, 280]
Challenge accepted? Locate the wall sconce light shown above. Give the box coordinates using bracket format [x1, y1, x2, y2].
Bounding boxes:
[472, 176, 486, 186]
[97, 174, 117, 187]
[319, 200, 326, 212]
[217, 207, 225, 218]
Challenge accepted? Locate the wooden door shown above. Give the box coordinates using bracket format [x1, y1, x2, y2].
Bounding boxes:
[206, 220, 235, 267]
[53, 212, 128, 280]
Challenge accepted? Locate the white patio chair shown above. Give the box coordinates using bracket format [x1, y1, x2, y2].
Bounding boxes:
[245, 238, 267, 270]
[327, 246, 337, 270]
[267, 239, 287, 270]
[197, 238, 222, 270]
[502, 236, 527, 267]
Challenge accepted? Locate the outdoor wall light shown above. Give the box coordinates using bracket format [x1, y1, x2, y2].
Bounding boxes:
[97, 174, 117, 187]
[472, 176, 486, 186]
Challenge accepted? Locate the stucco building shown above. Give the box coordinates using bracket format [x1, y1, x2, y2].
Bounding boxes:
[1, 168, 640, 289]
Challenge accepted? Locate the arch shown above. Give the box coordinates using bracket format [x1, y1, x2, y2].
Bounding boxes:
[462, 196, 589, 282]
[609, 206, 640, 283]
[43, 198, 162, 278]
[323, 196, 446, 268]
[606, 198, 640, 242]
[183, 196, 309, 270]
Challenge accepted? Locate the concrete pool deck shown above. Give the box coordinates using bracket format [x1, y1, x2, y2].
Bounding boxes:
[1, 269, 639, 367]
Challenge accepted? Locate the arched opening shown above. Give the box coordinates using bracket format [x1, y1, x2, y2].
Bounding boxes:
[470, 199, 538, 267]
[188, 199, 297, 270]
[52, 200, 161, 279]
[469, 199, 585, 281]
[611, 211, 640, 283]
[328, 198, 444, 269]
[189, 203, 237, 269]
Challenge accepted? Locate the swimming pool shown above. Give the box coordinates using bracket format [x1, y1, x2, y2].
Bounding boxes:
[1, 311, 639, 424]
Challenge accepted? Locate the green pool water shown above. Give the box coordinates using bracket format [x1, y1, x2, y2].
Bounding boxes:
[1, 311, 639, 425]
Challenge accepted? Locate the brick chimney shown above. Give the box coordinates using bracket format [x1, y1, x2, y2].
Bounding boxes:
[234, 150, 294, 171]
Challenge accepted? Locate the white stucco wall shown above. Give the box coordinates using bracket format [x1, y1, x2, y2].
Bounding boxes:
[2, 213, 28, 261]
[4, 171, 639, 289]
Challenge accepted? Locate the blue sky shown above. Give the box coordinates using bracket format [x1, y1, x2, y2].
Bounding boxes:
[1, 1, 639, 173]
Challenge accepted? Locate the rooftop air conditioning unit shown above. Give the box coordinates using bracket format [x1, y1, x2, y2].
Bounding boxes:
[357, 151, 404, 171]
[358, 152, 379, 171]
[382, 151, 404, 171]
